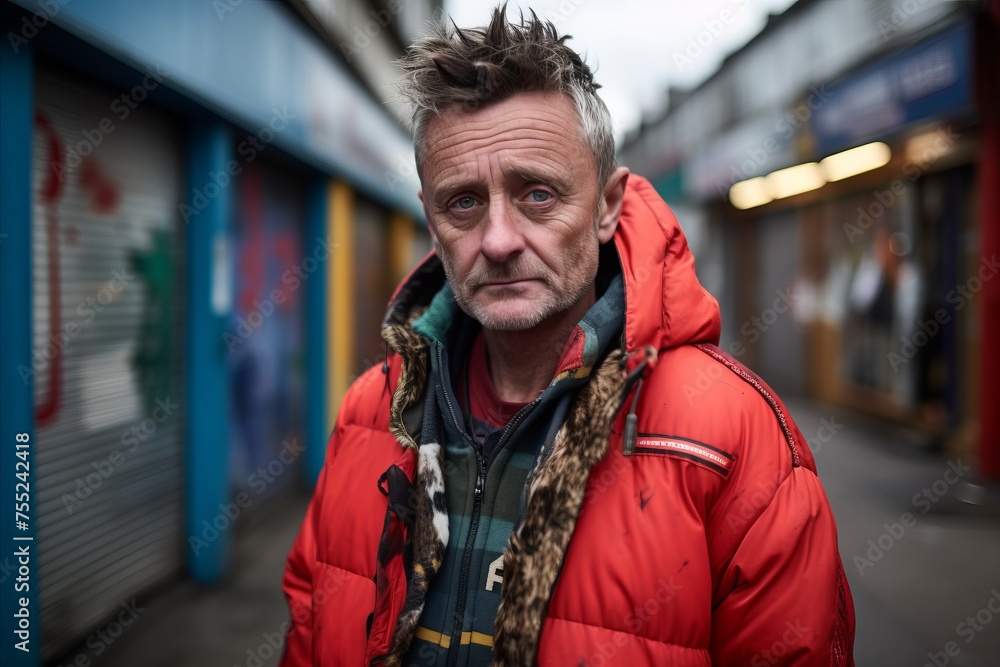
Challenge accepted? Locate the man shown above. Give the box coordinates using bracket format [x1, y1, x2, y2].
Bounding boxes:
[281, 6, 855, 666]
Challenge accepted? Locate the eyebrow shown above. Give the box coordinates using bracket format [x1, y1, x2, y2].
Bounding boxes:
[431, 164, 569, 206]
[505, 165, 566, 188]
[430, 178, 480, 208]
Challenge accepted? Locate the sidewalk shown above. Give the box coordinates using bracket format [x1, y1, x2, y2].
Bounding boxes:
[786, 398, 1000, 667]
[79, 492, 309, 667]
[62, 399, 1000, 667]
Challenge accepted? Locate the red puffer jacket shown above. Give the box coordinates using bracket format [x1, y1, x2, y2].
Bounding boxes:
[281, 176, 855, 666]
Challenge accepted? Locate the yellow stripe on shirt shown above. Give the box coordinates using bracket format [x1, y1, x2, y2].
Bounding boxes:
[413, 627, 494, 649]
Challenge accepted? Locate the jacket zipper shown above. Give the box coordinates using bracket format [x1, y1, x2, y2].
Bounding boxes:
[438, 343, 541, 666]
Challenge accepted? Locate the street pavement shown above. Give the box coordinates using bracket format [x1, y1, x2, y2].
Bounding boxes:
[75, 494, 307, 667]
[67, 399, 1000, 667]
[788, 398, 1000, 667]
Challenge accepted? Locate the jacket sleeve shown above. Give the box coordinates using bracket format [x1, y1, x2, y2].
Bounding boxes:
[279, 443, 332, 667]
[710, 466, 855, 666]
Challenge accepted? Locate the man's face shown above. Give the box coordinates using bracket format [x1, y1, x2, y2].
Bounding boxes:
[419, 91, 616, 332]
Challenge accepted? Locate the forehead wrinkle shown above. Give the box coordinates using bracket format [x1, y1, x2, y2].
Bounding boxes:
[430, 125, 581, 172]
[422, 94, 595, 197]
[431, 147, 579, 198]
[428, 132, 586, 184]
[426, 102, 584, 155]
[504, 158, 576, 193]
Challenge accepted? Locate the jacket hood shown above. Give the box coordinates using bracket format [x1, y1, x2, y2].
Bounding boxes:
[614, 175, 721, 373]
[384, 175, 721, 373]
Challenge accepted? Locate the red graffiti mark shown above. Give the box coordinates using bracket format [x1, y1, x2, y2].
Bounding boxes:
[272, 230, 297, 309]
[237, 165, 265, 313]
[34, 112, 65, 427]
[274, 230, 296, 269]
[80, 155, 120, 213]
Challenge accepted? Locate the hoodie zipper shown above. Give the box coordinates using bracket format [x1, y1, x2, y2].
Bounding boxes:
[437, 343, 478, 667]
[438, 342, 541, 666]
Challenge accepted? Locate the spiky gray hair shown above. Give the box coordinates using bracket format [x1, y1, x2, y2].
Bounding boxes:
[395, 3, 617, 189]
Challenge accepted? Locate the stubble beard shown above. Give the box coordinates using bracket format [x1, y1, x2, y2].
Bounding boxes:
[439, 235, 599, 333]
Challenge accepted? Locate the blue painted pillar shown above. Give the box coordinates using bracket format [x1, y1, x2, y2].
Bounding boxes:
[184, 122, 233, 584]
[0, 17, 39, 667]
[303, 177, 330, 488]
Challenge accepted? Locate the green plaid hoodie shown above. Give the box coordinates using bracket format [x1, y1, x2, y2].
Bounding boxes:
[404, 270, 625, 666]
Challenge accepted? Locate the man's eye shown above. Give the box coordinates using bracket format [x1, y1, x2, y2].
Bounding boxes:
[454, 196, 477, 210]
[529, 190, 551, 203]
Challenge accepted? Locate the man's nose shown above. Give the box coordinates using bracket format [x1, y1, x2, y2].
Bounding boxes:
[480, 200, 526, 263]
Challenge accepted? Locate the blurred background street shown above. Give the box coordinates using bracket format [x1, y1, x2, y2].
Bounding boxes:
[1, 0, 998, 665]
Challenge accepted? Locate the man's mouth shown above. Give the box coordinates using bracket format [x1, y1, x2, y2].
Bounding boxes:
[480, 279, 537, 288]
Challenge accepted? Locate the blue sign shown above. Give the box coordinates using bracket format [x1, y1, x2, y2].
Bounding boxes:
[811, 21, 973, 155]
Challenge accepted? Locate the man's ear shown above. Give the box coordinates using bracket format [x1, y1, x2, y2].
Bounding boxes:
[596, 167, 629, 244]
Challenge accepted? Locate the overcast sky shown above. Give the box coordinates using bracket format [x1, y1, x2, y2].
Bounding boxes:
[444, 0, 798, 139]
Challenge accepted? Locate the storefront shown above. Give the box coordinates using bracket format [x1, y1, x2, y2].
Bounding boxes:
[1, 0, 429, 662]
[227, 159, 308, 498]
[802, 20, 979, 450]
[30, 68, 186, 660]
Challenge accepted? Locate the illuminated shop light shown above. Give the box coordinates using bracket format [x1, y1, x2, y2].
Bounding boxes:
[727, 141, 894, 209]
[729, 177, 772, 210]
[764, 162, 825, 199]
[905, 128, 955, 165]
[820, 142, 891, 182]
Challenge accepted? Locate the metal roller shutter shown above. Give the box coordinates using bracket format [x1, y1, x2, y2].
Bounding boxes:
[31, 69, 185, 660]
